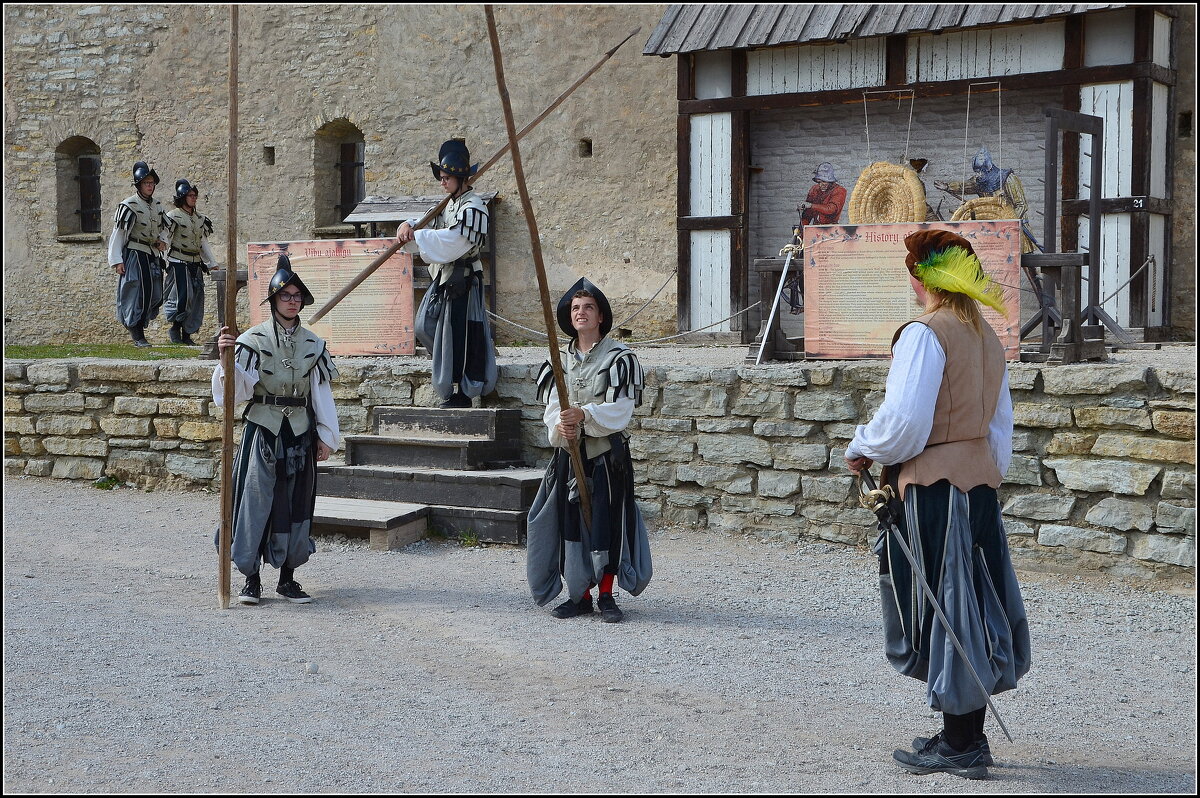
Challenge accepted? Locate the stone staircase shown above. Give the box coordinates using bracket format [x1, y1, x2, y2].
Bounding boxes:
[313, 407, 543, 548]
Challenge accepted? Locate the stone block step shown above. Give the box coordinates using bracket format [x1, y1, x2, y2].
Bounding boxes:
[318, 464, 543, 512]
[343, 433, 524, 470]
[372, 406, 522, 441]
[311, 496, 429, 551]
[427, 504, 527, 545]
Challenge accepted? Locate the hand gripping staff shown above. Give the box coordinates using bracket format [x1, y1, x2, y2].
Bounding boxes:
[857, 470, 1015, 743]
[484, 5, 592, 527]
[307, 23, 641, 325]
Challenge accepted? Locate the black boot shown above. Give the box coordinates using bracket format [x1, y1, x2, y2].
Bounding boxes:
[168, 322, 183, 344]
[130, 324, 150, 348]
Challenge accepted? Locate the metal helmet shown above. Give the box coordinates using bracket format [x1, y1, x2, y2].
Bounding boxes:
[261, 254, 316, 308]
[174, 178, 198, 206]
[430, 137, 479, 180]
[132, 161, 160, 186]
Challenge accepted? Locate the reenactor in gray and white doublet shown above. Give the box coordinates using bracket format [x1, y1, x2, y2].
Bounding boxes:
[397, 138, 498, 408]
[213, 256, 340, 606]
[108, 161, 168, 346]
[160, 178, 218, 345]
[526, 279, 652, 623]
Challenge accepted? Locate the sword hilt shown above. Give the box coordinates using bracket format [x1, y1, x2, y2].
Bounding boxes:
[856, 471, 894, 511]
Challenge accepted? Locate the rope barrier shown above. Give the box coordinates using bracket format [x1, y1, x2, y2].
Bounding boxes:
[487, 301, 764, 346]
[612, 266, 677, 329]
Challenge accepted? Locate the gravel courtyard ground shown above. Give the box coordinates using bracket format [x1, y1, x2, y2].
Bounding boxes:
[3, 475, 1195, 793]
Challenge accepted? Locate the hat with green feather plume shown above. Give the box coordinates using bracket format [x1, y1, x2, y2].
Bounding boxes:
[903, 229, 1007, 315]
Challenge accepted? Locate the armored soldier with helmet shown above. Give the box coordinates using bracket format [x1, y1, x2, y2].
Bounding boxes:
[107, 161, 168, 346]
[212, 255, 340, 606]
[397, 138, 498, 408]
[160, 178, 218, 345]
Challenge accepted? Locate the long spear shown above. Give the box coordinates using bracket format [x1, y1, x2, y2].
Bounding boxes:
[307, 23, 640, 325]
[217, 5, 239, 609]
[484, 5, 592, 525]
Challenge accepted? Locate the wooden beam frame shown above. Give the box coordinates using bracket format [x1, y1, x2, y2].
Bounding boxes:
[677, 54, 693, 332]
[678, 62, 1176, 114]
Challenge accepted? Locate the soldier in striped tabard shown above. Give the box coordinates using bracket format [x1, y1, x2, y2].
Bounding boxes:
[160, 179, 218, 345]
[107, 161, 168, 346]
[213, 256, 340, 606]
[526, 279, 652, 624]
[397, 138, 497, 408]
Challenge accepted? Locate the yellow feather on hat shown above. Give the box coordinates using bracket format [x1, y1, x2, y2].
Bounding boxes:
[913, 246, 1007, 315]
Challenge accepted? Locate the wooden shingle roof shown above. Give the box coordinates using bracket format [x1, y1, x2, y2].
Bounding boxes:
[643, 4, 1129, 55]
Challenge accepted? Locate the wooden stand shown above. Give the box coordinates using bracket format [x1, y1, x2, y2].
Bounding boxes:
[201, 269, 247, 360]
[746, 257, 804, 363]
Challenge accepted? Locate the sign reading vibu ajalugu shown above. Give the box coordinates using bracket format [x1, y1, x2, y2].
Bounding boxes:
[802, 220, 1021, 360]
[246, 239, 415, 356]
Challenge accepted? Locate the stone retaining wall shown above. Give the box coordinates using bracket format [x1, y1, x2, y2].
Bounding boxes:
[5, 357, 1195, 580]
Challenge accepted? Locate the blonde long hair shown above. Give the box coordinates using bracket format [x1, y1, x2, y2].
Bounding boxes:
[923, 289, 987, 335]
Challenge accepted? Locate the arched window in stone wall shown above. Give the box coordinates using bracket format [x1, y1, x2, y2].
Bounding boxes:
[314, 119, 365, 228]
[55, 137, 102, 235]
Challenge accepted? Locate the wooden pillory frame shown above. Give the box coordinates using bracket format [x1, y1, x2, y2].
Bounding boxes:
[1019, 107, 1132, 364]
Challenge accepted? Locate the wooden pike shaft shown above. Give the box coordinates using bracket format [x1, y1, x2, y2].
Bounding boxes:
[307, 23, 640, 325]
[484, 6, 592, 525]
[218, 6, 238, 609]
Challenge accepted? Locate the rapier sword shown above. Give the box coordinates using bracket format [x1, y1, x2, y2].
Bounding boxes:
[857, 470, 1015, 743]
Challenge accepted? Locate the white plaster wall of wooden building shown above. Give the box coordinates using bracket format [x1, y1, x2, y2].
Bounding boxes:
[670, 6, 1194, 344]
[2, 5, 677, 347]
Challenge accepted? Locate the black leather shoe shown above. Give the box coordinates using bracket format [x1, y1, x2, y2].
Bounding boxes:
[597, 593, 624, 623]
[551, 596, 593, 619]
[440, 392, 472, 409]
[168, 323, 183, 344]
[276, 580, 312, 604]
[912, 732, 993, 766]
[893, 738, 990, 779]
[181, 332, 198, 345]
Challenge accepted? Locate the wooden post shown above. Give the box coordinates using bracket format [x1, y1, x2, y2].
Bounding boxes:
[307, 24, 640, 325]
[484, 5, 592, 526]
[218, 6, 239, 609]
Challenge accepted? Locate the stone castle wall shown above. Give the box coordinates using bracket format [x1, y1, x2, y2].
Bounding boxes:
[2, 4, 678, 347]
[6, 356, 1194, 581]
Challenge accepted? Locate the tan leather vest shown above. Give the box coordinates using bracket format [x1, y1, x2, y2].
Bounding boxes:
[893, 308, 1005, 498]
[427, 190, 488, 284]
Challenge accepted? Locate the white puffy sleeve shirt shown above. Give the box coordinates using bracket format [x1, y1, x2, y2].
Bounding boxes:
[211, 361, 341, 452]
[846, 323, 1012, 476]
[400, 218, 478, 285]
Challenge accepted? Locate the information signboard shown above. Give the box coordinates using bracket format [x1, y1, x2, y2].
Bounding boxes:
[246, 239, 414, 356]
[802, 220, 1021, 359]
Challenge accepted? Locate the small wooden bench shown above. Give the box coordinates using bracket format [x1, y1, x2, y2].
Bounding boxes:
[312, 496, 429, 551]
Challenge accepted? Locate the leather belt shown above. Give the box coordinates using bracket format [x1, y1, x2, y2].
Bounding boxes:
[252, 394, 308, 407]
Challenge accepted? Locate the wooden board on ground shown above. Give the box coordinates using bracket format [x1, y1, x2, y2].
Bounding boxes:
[312, 496, 428, 551]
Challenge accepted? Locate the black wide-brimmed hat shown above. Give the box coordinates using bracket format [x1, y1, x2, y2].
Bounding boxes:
[430, 138, 479, 180]
[556, 277, 612, 339]
[262, 254, 315, 308]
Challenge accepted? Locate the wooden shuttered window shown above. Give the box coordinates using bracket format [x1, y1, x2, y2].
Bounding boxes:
[77, 155, 101, 233]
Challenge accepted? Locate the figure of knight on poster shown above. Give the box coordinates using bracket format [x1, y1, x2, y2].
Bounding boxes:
[787, 162, 848, 313]
[935, 146, 1041, 253]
